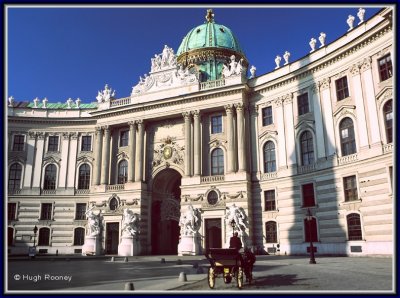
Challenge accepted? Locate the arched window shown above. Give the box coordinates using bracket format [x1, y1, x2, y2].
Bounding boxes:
[304, 217, 318, 242]
[347, 213, 362, 241]
[211, 148, 224, 175]
[8, 163, 22, 190]
[8, 227, 14, 246]
[263, 141, 276, 173]
[73, 227, 85, 245]
[383, 100, 393, 144]
[265, 221, 277, 243]
[118, 160, 128, 184]
[38, 228, 50, 246]
[339, 118, 356, 156]
[300, 131, 314, 165]
[43, 164, 57, 190]
[78, 164, 91, 189]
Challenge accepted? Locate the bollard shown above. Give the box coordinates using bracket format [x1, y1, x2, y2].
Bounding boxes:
[124, 282, 135, 290]
[56, 250, 58, 256]
[161, 258, 165, 263]
[178, 272, 187, 282]
[111, 257, 115, 262]
[176, 259, 182, 265]
[124, 257, 128, 263]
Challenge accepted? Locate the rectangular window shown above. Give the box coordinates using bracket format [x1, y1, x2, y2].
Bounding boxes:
[48, 136, 59, 152]
[81, 136, 92, 151]
[262, 106, 273, 126]
[343, 175, 358, 202]
[335, 77, 349, 101]
[12, 135, 25, 151]
[120, 130, 129, 147]
[211, 115, 222, 134]
[378, 54, 392, 81]
[297, 93, 309, 115]
[302, 183, 315, 207]
[8, 203, 17, 221]
[75, 203, 86, 220]
[41, 203, 53, 220]
[264, 190, 276, 211]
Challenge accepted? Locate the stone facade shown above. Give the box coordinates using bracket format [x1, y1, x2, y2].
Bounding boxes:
[7, 8, 393, 256]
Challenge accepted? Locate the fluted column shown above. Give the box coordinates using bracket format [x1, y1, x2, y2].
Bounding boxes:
[183, 112, 192, 176]
[193, 110, 201, 176]
[135, 120, 144, 182]
[32, 132, 45, 189]
[274, 99, 287, 169]
[93, 126, 103, 186]
[225, 104, 235, 173]
[128, 121, 136, 182]
[100, 126, 110, 185]
[319, 78, 336, 156]
[23, 132, 37, 188]
[235, 103, 246, 172]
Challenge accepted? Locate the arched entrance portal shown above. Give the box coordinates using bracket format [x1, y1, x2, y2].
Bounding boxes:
[151, 169, 182, 254]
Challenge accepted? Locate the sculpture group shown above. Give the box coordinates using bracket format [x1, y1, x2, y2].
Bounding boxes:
[179, 205, 201, 236]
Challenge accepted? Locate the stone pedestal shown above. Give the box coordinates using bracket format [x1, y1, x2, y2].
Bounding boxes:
[82, 236, 101, 256]
[118, 236, 140, 256]
[178, 235, 201, 256]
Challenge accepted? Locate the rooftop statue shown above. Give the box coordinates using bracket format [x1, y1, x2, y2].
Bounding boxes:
[347, 15, 355, 31]
[309, 38, 317, 52]
[357, 8, 365, 24]
[275, 55, 281, 69]
[283, 51, 291, 65]
[249, 65, 256, 79]
[221, 55, 244, 78]
[319, 32, 326, 48]
[96, 84, 116, 103]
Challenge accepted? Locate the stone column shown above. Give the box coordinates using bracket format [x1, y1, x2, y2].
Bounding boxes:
[93, 126, 103, 186]
[274, 99, 287, 169]
[350, 64, 369, 148]
[100, 126, 110, 185]
[225, 104, 235, 173]
[319, 78, 336, 156]
[311, 84, 327, 159]
[128, 121, 136, 182]
[58, 133, 70, 188]
[135, 120, 144, 182]
[23, 132, 36, 188]
[31, 132, 45, 189]
[360, 58, 381, 145]
[283, 94, 296, 166]
[192, 110, 201, 176]
[235, 103, 246, 172]
[67, 133, 78, 188]
[183, 112, 192, 176]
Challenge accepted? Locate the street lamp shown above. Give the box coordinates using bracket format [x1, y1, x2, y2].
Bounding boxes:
[306, 208, 316, 264]
[230, 219, 236, 236]
[33, 225, 38, 247]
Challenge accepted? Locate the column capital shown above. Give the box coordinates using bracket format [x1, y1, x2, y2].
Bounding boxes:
[283, 93, 293, 105]
[62, 132, 70, 140]
[311, 83, 319, 94]
[273, 98, 283, 107]
[318, 77, 331, 91]
[234, 102, 244, 111]
[191, 110, 200, 118]
[135, 119, 143, 125]
[350, 64, 360, 76]
[182, 111, 191, 120]
[36, 132, 45, 140]
[28, 131, 37, 140]
[70, 132, 78, 140]
[128, 121, 136, 127]
[360, 57, 372, 72]
[102, 125, 110, 132]
[224, 104, 234, 113]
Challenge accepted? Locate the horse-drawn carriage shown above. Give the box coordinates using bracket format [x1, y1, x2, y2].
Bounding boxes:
[205, 248, 255, 289]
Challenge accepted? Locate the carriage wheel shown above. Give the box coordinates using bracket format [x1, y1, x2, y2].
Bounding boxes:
[236, 267, 243, 289]
[208, 267, 216, 289]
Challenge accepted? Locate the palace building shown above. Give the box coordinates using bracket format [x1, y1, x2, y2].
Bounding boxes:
[7, 8, 393, 256]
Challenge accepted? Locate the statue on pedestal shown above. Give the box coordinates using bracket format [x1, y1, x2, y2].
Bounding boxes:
[122, 208, 139, 237]
[85, 207, 100, 236]
[179, 205, 201, 236]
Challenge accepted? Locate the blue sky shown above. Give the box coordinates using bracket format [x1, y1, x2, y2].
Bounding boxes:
[7, 5, 384, 104]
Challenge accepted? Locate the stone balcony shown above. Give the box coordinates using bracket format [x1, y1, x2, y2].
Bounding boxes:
[200, 175, 225, 184]
[338, 153, 358, 165]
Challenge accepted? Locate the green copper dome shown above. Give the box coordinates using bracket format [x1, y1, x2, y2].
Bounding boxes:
[176, 9, 248, 82]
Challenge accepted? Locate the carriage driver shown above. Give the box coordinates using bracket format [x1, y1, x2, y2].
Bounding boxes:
[229, 232, 243, 251]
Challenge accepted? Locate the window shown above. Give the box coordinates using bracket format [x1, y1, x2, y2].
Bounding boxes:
[41, 203, 53, 220]
[38, 228, 50, 246]
[264, 190, 276, 211]
[78, 164, 91, 189]
[73, 228, 85, 245]
[48, 136, 59, 152]
[8, 203, 17, 221]
[262, 106, 273, 126]
[383, 100, 393, 143]
[211, 148, 224, 175]
[120, 130, 129, 147]
[263, 141, 276, 173]
[8, 163, 22, 190]
[343, 175, 358, 202]
[302, 183, 315, 207]
[109, 198, 119, 211]
[12, 135, 25, 151]
[335, 77, 349, 101]
[340, 118, 356, 156]
[265, 221, 277, 243]
[378, 54, 392, 81]
[43, 164, 57, 190]
[389, 166, 393, 191]
[118, 160, 128, 184]
[297, 93, 309, 115]
[347, 213, 362, 240]
[75, 203, 86, 220]
[304, 217, 318, 242]
[207, 191, 218, 205]
[300, 131, 314, 165]
[8, 227, 14, 246]
[211, 115, 222, 134]
[81, 136, 92, 151]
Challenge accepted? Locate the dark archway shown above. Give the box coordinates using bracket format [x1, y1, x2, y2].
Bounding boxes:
[151, 168, 182, 254]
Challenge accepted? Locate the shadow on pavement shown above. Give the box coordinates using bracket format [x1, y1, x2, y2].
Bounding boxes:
[252, 274, 310, 288]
